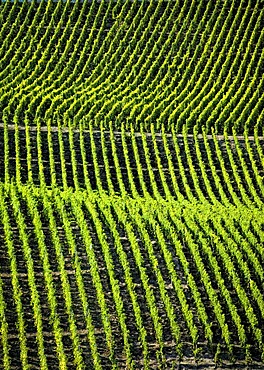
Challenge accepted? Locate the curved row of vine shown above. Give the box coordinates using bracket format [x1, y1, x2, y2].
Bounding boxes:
[0, 0, 263, 132]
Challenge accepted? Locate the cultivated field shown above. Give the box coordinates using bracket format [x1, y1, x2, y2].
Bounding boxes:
[0, 1, 263, 369]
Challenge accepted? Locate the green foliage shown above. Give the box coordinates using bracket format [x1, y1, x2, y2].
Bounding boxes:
[0, 1, 264, 369]
[0, 1, 263, 132]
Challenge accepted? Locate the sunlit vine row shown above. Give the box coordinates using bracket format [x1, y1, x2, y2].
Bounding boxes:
[0, 0, 263, 132]
[0, 185, 263, 368]
[0, 123, 263, 206]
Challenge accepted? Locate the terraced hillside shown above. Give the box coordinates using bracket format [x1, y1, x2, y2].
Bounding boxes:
[0, 1, 264, 369]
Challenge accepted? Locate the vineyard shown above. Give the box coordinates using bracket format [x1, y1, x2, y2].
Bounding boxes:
[0, 0, 264, 369]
